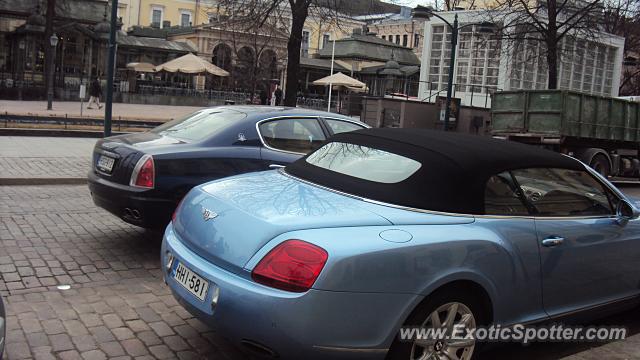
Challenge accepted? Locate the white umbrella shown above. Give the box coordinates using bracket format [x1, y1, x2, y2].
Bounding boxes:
[155, 53, 229, 77]
[313, 72, 367, 112]
[312, 72, 367, 90]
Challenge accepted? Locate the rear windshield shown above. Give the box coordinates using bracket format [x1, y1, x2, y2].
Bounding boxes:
[151, 109, 246, 141]
[305, 142, 421, 183]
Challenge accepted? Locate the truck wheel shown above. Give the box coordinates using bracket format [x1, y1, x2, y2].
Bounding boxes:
[590, 154, 610, 178]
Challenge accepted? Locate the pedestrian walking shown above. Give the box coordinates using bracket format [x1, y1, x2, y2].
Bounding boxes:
[274, 85, 283, 106]
[87, 77, 103, 109]
[259, 86, 268, 105]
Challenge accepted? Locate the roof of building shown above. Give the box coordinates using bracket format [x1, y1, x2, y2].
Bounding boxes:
[317, 34, 420, 65]
[299, 58, 349, 71]
[286, 128, 583, 215]
[360, 64, 420, 76]
[118, 35, 196, 53]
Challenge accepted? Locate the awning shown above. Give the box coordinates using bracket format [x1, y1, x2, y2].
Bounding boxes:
[312, 72, 368, 92]
[154, 53, 229, 77]
[126, 62, 156, 72]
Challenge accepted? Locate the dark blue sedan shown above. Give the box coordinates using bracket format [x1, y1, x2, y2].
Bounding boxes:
[88, 106, 367, 228]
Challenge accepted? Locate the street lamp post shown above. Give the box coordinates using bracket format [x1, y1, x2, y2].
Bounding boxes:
[443, 15, 458, 131]
[412, 6, 495, 131]
[47, 33, 59, 110]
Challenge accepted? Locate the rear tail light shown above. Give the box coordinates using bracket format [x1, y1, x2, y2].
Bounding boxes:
[251, 240, 328, 292]
[130, 154, 154, 188]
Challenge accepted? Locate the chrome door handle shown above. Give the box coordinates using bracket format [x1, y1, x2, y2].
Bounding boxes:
[269, 164, 285, 169]
[542, 237, 565, 247]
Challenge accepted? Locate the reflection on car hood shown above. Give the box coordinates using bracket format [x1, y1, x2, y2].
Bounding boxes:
[173, 170, 393, 273]
[102, 132, 185, 152]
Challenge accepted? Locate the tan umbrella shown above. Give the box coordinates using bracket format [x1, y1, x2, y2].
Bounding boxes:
[126, 62, 156, 72]
[154, 53, 229, 77]
[312, 72, 367, 90]
[313, 72, 367, 112]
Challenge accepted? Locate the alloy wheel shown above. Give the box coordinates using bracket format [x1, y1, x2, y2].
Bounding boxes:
[410, 302, 476, 360]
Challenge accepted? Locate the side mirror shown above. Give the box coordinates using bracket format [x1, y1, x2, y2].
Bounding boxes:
[616, 199, 639, 224]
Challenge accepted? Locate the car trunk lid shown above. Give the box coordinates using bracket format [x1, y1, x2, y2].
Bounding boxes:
[172, 170, 393, 274]
[92, 133, 187, 185]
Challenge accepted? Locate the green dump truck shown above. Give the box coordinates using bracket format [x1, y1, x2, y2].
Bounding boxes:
[491, 90, 640, 178]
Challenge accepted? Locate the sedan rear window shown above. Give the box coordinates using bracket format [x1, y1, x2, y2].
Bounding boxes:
[305, 142, 421, 183]
[151, 109, 246, 141]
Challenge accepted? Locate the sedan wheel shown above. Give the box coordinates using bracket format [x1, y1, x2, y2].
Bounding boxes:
[410, 302, 476, 360]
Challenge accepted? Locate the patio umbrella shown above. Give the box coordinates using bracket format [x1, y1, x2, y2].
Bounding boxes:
[154, 53, 229, 77]
[126, 62, 156, 72]
[312, 72, 367, 91]
[313, 72, 367, 112]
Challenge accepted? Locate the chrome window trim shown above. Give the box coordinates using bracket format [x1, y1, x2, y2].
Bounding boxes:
[255, 116, 323, 156]
[255, 115, 368, 156]
[279, 169, 619, 221]
[322, 116, 371, 131]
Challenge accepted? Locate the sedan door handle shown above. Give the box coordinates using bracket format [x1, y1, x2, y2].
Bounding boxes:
[269, 164, 285, 169]
[542, 236, 565, 247]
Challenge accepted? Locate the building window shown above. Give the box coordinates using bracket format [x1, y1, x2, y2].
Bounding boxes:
[322, 34, 330, 49]
[301, 30, 310, 58]
[403, 34, 408, 47]
[180, 11, 192, 27]
[151, 7, 163, 28]
[414, 34, 420, 48]
[395, 35, 400, 44]
[381, 35, 386, 40]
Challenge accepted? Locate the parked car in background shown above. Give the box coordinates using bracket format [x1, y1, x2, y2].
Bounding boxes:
[88, 106, 367, 229]
[163, 128, 640, 359]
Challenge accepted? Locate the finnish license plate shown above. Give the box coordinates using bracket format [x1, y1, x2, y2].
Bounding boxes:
[173, 262, 209, 301]
[97, 155, 115, 173]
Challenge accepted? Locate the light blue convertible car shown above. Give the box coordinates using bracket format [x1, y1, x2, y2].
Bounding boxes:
[162, 128, 640, 359]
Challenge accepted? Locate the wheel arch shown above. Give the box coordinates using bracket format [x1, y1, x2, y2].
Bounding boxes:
[417, 277, 495, 325]
[573, 148, 611, 170]
[383, 277, 496, 354]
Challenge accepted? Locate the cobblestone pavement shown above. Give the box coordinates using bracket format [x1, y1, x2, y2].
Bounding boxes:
[2, 184, 640, 360]
[0, 137, 94, 181]
[0, 101, 205, 122]
[0, 185, 246, 360]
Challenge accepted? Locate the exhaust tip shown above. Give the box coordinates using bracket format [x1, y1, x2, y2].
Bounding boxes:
[131, 209, 141, 219]
[124, 208, 133, 217]
[240, 339, 278, 358]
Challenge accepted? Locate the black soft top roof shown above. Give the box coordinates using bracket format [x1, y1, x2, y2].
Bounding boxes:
[286, 128, 584, 215]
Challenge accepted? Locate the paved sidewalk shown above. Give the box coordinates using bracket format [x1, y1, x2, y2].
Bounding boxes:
[1, 101, 205, 122]
[0, 137, 95, 184]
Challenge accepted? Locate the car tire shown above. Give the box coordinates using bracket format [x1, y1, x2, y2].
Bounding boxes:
[590, 154, 610, 178]
[386, 287, 487, 360]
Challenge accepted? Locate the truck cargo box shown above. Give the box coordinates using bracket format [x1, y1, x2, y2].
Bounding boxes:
[492, 90, 640, 143]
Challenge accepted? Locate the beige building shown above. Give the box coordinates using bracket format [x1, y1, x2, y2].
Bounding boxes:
[115, 0, 219, 30]
[301, 14, 366, 58]
[368, 18, 425, 60]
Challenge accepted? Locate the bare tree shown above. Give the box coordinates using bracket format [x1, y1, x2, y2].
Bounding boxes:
[208, 4, 288, 98]
[432, 0, 477, 11]
[486, 0, 603, 89]
[212, 0, 352, 106]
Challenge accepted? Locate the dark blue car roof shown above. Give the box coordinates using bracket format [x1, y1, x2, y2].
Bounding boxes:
[206, 106, 355, 124]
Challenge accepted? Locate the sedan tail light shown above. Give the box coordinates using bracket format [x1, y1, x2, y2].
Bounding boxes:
[130, 154, 154, 189]
[252, 240, 328, 292]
